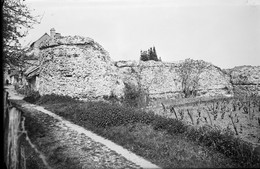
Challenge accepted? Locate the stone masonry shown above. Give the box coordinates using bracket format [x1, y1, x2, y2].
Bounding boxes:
[28, 31, 259, 100]
[37, 35, 125, 100]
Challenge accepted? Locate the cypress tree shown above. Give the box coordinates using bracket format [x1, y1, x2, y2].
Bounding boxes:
[152, 46, 158, 61]
[140, 46, 160, 62]
[140, 51, 149, 61]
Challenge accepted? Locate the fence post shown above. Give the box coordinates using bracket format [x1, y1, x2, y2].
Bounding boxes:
[4, 91, 9, 166]
[4, 91, 23, 169]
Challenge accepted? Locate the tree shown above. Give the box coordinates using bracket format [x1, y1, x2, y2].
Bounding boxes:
[176, 58, 207, 98]
[140, 46, 159, 61]
[151, 46, 158, 61]
[2, 0, 39, 67]
[140, 50, 149, 61]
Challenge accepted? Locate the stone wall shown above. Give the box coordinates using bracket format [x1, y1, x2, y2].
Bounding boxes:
[31, 34, 259, 101]
[228, 66, 260, 96]
[115, 60, 233, 100]
[37, 36, 125, 100]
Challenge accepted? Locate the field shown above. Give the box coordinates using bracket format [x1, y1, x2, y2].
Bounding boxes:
[149, 95, 260, 146]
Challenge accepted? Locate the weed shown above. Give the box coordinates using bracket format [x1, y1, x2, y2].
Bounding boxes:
[123, 83, 149, 108]
[23, 90, 41, 103]
[35, 94, 79, 105]
[24, 94, 260, 168]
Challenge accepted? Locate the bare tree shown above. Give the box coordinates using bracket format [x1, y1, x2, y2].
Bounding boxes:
[176, 58, 207, 98]
[2, 0, 40, 67]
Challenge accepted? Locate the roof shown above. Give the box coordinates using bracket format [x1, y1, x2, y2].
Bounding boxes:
[24, 66, 40, 79]
[30, 33, 50, 48]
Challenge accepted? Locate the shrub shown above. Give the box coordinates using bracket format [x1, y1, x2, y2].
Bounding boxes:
[30, 93, 260, 167]
[35, 94, 79, 105]
[123, 83, 149, 108]
[103, 92, 121, 105]
[184, 125, 260, 167]
[17, 85, 41, 103]
[152, 116, 187, 134]
[16, 84, 32, 96]
[23, 90, 41, 103]
[76, 102, 155, 128]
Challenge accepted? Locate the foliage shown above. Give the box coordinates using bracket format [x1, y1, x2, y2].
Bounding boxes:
[176, 58, 207, 98]
[22, 91, 40, 104]
[102, 123, 238, 168]
[2, 0, 39, 66]
[103, 92, 120, 105]
[140, 46, 160, 61]
[184, 125, 260, 167]
[123, 83, 149, 108]
[24, 94, 260, 167]
[17, 85, 41, 103]
[34, 94, 79, 105]
[16, 84, 36, 96]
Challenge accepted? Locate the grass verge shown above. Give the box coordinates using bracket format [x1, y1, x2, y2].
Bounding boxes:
[24, 94, 260, 168]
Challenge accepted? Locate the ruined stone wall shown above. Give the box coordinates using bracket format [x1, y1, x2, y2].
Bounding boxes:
[115, 60, 233, 100]
[229, 66, 260, 96]
[37, 36, 125, 100]
[32, 34, 259, 101]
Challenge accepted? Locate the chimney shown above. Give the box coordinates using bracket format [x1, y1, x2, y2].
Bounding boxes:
[50, 28, 55, 39]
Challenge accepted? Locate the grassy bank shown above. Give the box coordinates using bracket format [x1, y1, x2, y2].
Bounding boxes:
[24, 94, 260, 168]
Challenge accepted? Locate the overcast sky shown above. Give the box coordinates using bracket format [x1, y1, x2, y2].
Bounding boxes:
[21, 0, 260, 69]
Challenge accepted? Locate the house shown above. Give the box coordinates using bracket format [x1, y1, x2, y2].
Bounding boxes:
[24, 28, 61, 90]
[27, 28, 60, 59]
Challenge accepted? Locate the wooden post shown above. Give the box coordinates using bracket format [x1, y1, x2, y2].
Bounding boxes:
[187, 109, 194, 125]
[229, 113, 239, 135]
[4, 91, 9, 166]
[206, 110, 213, 126]
[161, 103, 166, 112]
[170, 107, 178, 120]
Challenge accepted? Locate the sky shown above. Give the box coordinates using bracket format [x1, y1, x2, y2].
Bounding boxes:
[20, 0, 260, 69]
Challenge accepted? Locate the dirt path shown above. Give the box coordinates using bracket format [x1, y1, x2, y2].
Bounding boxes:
[6, 86, 160, 169]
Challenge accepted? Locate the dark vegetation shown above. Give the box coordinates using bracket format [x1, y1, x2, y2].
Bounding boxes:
[140, 46, 161, 62]
[15, 84, 41, 103]
[3, 0, 39, 66]
[22, 88, 260, 168]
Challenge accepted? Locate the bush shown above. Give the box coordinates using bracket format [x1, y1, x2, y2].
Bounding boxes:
[23, 90, 41, 104]
[184, 125, 260, 167]
[30, 93, 260, 167]
[16, 84, 31, 95]
[103, 92, 121, 105]
[75, 102, 155, 128]
[16, 85, 41, 103]
[152, 116, 187, 134]
[35, 94, 79, 105]
[123, 83, 149, 108]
